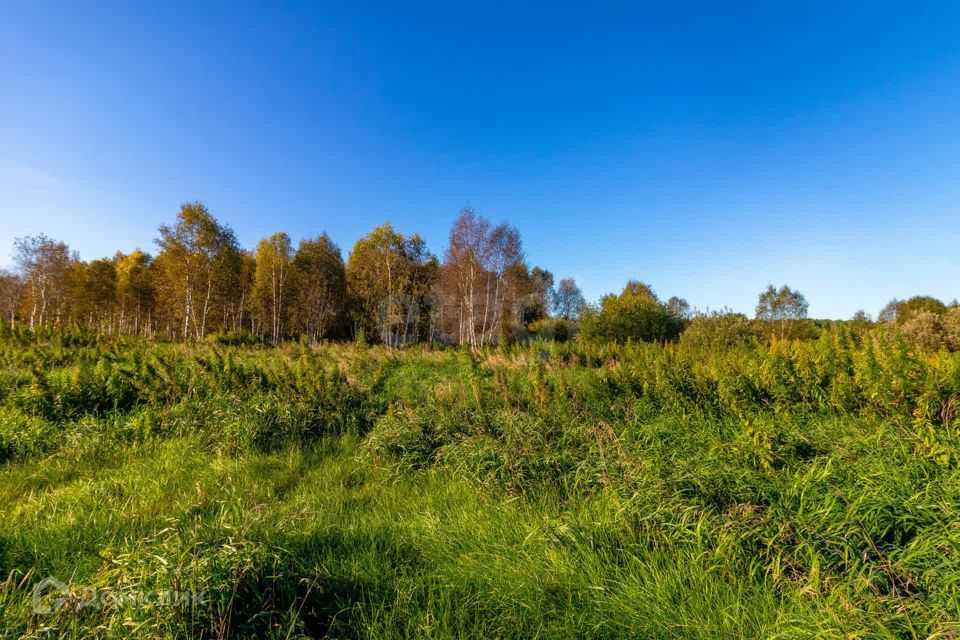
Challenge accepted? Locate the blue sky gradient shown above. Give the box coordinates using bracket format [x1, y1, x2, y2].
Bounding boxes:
[1, 2, 958, 318]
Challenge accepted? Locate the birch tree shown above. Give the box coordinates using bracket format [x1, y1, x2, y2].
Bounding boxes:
[553, 277, 586, 321]
[755, 284, 809, 340]
[115, 250, 155, 335]
[0, 270, 23, 327]
[289, 233, 346, 341]
[252, 232, 293, 344]
[346, 223, 433, 346]
[13, 234, 74, 329]
[235, 250, 256, 334]
[441, 207, 525, 347]
[154, 202, 241, 339]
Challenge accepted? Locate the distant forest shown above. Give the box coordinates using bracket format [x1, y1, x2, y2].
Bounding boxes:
[1, 202, 958, 351]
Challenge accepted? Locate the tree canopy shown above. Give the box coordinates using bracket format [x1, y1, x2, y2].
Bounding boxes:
[2, 202, 957, 353]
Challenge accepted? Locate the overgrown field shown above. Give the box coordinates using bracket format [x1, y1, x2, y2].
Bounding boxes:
[1, 327, 960, 638]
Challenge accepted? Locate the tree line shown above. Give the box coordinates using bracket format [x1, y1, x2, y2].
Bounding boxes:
[1, 201, 957, 350]
[0, 203, 587, 345]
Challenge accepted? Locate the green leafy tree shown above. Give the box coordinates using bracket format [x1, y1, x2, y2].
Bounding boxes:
[115, 250, 155, 336]
[847, 309, 873, 341]
[900, 296, 948, 317]
[579, 281, 682, 343]
[755, 284, 809, 340]
[252, 232, 293, 344]
[13, 234, 75, 329]
[347, 223, 435, 346]
[154, 202, 241, 339]
[553, 277, 586, 321]
[524, 267, 554, 324]
[879, 296, 948, 325]
[290, 233, 347, 341]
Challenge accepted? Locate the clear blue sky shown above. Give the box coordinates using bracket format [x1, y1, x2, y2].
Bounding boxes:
[1, 2, 958, 318]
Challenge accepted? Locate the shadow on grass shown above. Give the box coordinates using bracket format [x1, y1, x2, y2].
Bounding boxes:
[214, 528, 423, 638]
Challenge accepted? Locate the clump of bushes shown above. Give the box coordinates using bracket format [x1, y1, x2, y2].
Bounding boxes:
[877, 296, 960, 353]
[211, 329, 263, 346]
[579, 281, 683, 344]
[896, 307, 960, 352]
[679, 311, 761, 350]
[361, 398, 620, 495]
[0, 337, 386, 459]
[525, 318, 572, 342]
[0, 408, 54, 463]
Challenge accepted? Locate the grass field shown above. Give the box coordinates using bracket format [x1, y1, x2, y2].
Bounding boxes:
[1, 327, 959, 638]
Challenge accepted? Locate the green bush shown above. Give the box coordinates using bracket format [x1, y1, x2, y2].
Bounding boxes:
[525, 318, 572, 342]
[579, 283, 682, 344]
[211, 329, 263, 346]
[0, 408, 53, 463]
[679, 311, 761, 350]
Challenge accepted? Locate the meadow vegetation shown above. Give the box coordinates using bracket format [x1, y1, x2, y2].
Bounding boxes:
[1, 322, 960, 638]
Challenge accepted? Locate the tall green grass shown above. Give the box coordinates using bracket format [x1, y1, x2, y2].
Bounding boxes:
[0, 329, 958, 637]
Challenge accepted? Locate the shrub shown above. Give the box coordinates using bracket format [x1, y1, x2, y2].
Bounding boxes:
[899, 310, 949, 352]
[0, 408, 55, 463]
[525, 319, 571, 342]
[580, 283, 682, 344]
[680, 312, 761, 350]
[898, 295, 948, 319]
[946, 307, 960, 351]
[211, 329, 262, 346]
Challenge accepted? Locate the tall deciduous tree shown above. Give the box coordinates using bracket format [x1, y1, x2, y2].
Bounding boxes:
[0, 269, 23, 327]
[524, 267, 554, 324]
[553, 277, 586, 321]
[234, 250, 256, 334]
[14, 234, 74, 329]
[253, 232, 293, 344]
[76, 258, 118, 332]
[878, 299, 900, 323]
[755, 284, 809, 340]
[440, 206, 525, 347]
[347, 223, 434, 346]
[154, 202, 241, 339]
[115, 250, 155, 336]
[289, 233, 347, 341]
[902, 296, 948, 316]
[883, 296, 948, 325]
[666, 296, 691, 320]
